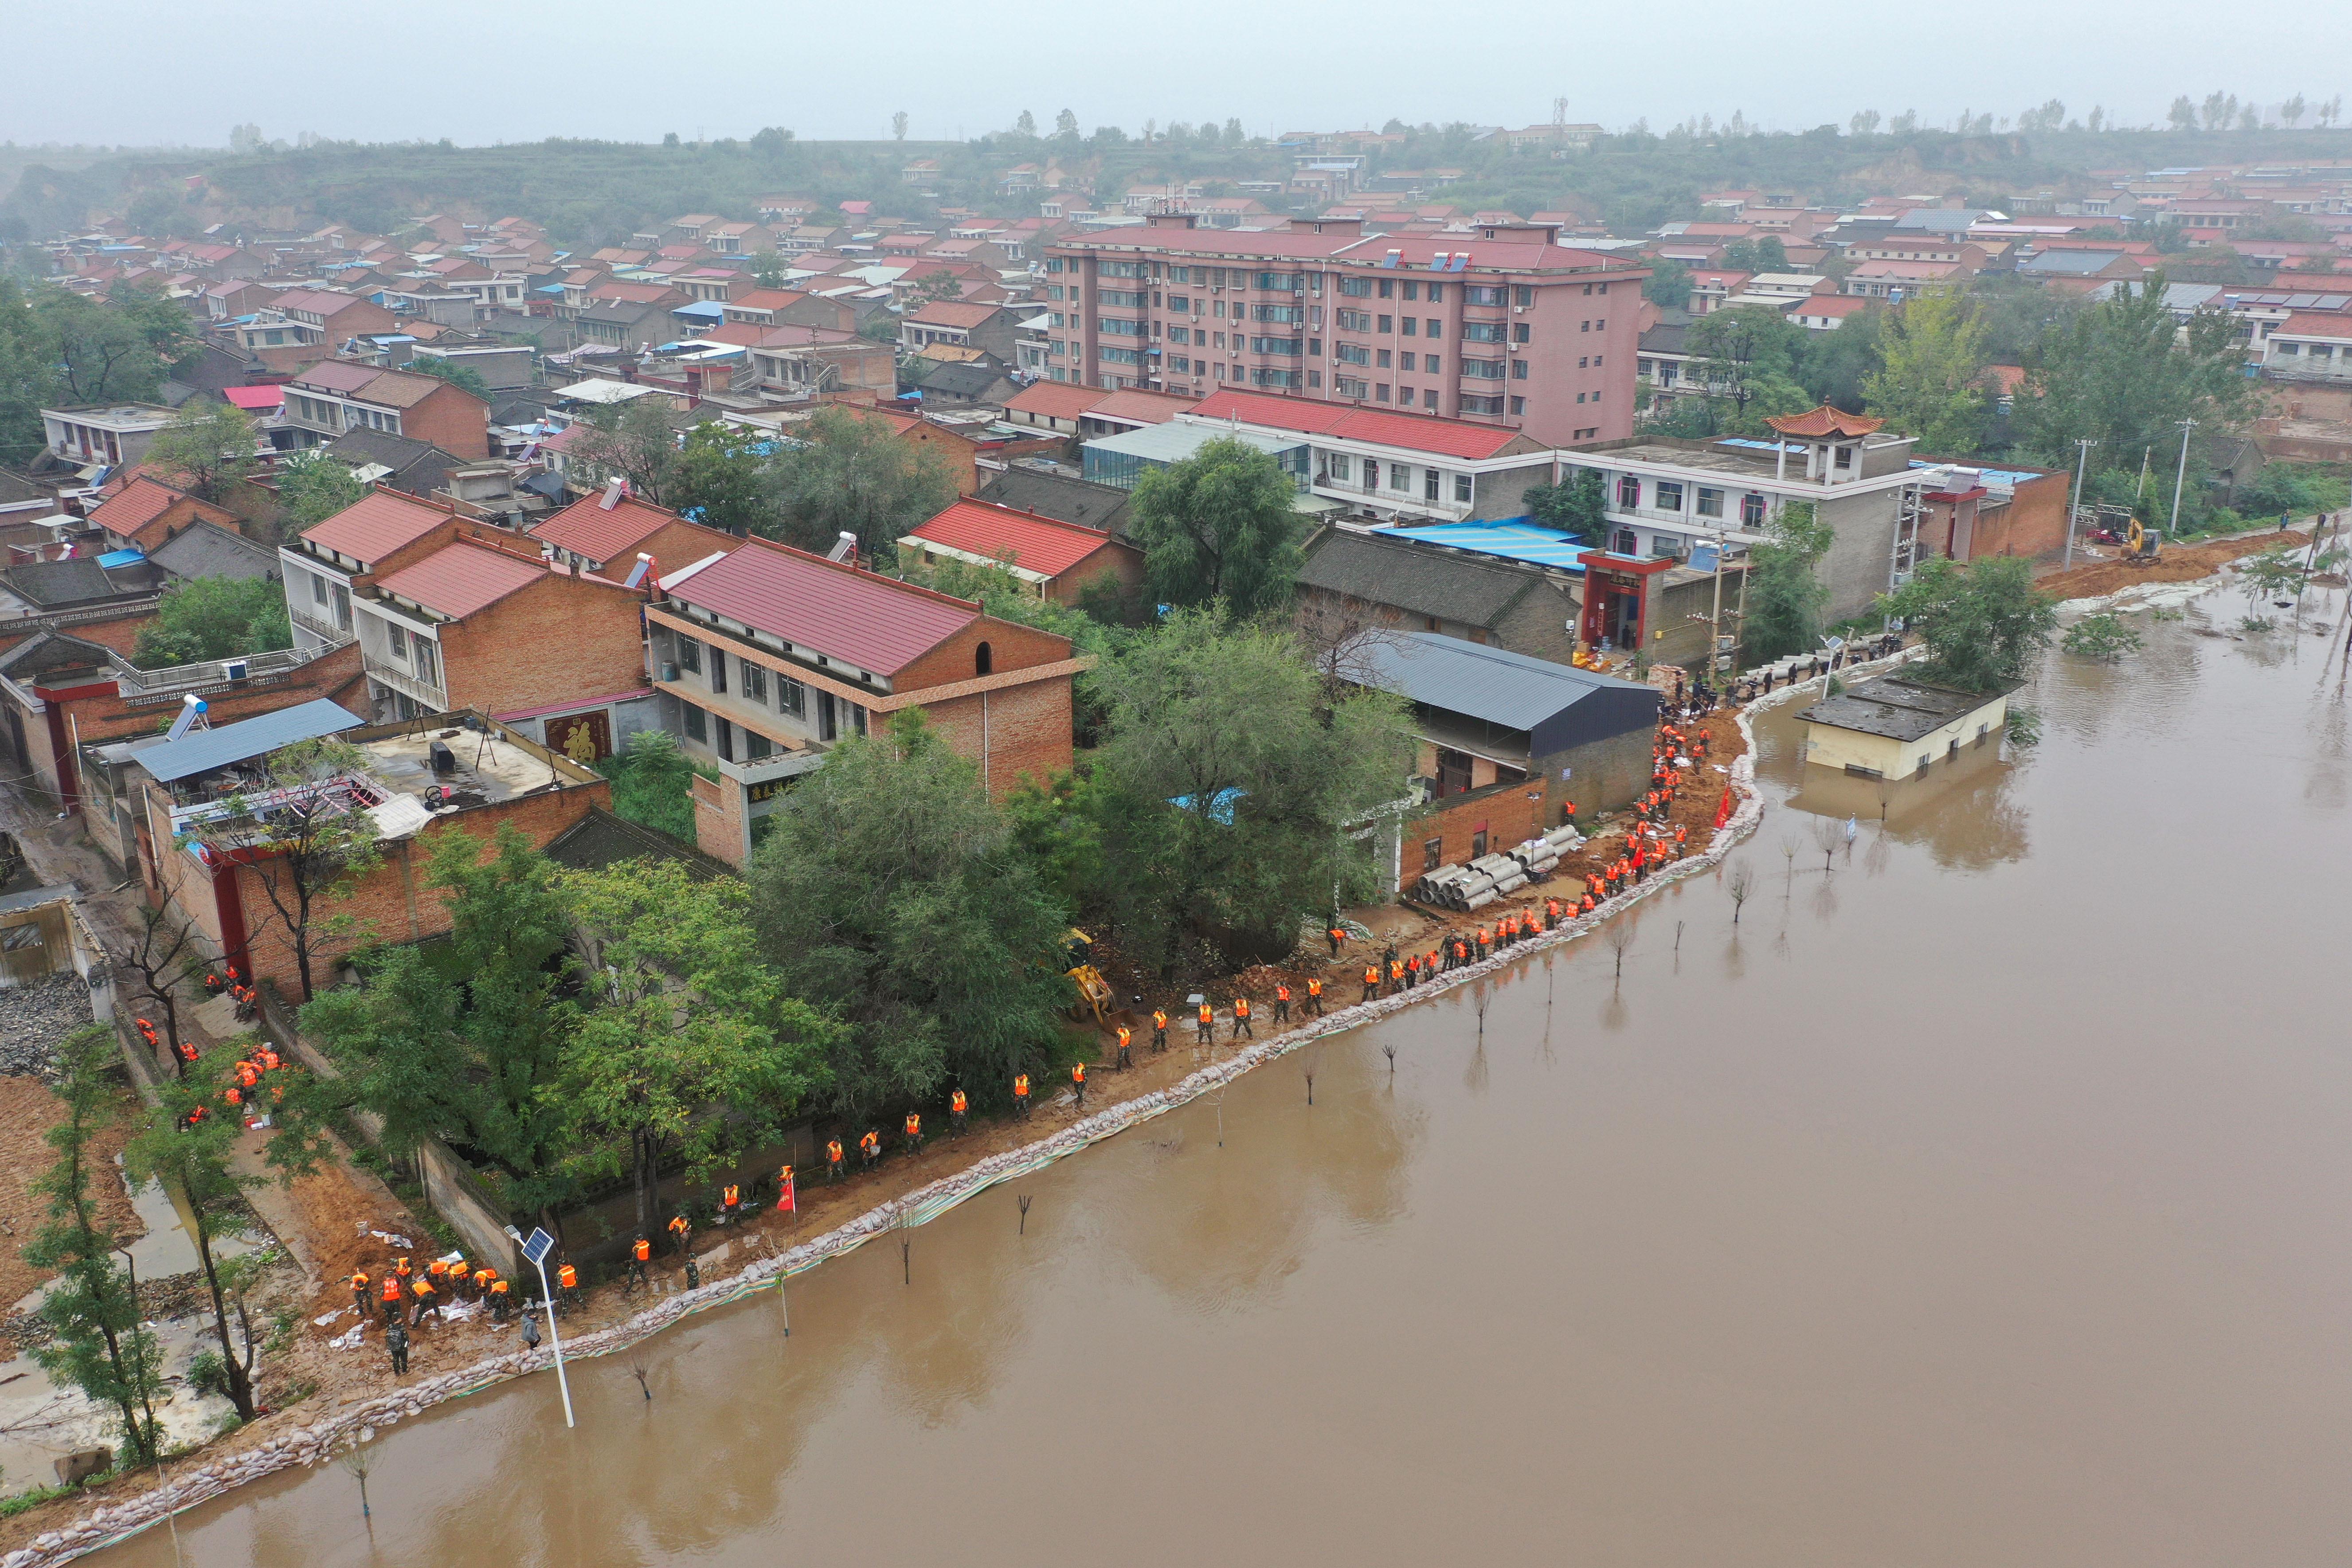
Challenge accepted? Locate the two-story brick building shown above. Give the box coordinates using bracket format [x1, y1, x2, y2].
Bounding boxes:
[281, 360, 492, 459]
[643, 537, 1084, 865]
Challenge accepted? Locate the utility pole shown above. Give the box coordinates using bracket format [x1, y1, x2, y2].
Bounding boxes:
[2167, 418, 2196, 540]
[2063, 438, 2095, 569]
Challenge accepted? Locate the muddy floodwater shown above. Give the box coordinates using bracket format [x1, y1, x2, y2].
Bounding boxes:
[102, 587, 2352, 1567]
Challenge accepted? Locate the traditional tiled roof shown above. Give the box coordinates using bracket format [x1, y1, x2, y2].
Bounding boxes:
[375, 539, 550, 620]
[1002, 382, 1109, 422]
[530, 492, 680, 563]
[1187, 390, 1533, 460]
[1764, 406, 1886, 439]
[904, 300, 1001, 329]
[669, 538, 979, 675]
[300, 489, 453, 565]
[903, 499, 1117, 579]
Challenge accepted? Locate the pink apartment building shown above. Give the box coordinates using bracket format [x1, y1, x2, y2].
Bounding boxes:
[1042, 214, 1649, 446]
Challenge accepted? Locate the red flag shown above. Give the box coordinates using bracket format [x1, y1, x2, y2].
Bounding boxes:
[776, 1167, 796, 1213]
[1713, 786, 1734, 829]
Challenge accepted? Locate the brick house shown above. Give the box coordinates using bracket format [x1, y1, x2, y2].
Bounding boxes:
[527, 486, 741, 577]
[82, 477, 243, 554]
[644, 537, 1084, 865]
[128, 699, 609, 994]
[898, 496, 1145, 606]
[279, 488, 468, 655]
[357, 533, 657, 759]
[282, 360, 492, 460]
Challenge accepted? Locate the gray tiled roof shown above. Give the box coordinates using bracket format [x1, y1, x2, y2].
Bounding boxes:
[1297, 528, 1542, 628]
[977, 468, 1135, 539]
[150, 520, 278, 583]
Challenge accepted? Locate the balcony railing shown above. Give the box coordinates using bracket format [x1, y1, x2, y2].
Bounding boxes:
[111, 644, 321, 696]
[362, 655, 446, 711]
[289, 605, 353, 644]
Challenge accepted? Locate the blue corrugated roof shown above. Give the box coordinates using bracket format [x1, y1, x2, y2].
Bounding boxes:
[672, 301, 728, 318]
[137, 700, 365, 784]
[1383, 522, 1592, 572]
[97, 548, 145, 568]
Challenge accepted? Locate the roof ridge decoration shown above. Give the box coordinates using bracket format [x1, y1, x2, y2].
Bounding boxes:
[1764, 404, 1886, 439]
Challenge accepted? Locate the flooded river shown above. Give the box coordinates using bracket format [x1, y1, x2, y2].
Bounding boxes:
[102, 585, 2352, 1567]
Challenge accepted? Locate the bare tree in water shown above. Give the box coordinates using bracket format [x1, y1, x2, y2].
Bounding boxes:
[1812, 817, 1841, 873]
[1605, 920, 1636, 986]
[1726, 863, 1755, 923]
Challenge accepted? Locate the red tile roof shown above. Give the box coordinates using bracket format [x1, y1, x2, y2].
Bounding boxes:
[1765, 405, 1886, 438]
[905, 300, 1000, 329]
[1087, 388, 1199, 426]
[301, 489, 454, 565]
[220, 384, 283, 411]
[530, 492, 680, 563]
[2273, 311, 2352, 340]
[1004, 381, 1110, 421]
[86, 477, 190, 542]
[729, 289, 808, 313]
[904, 499, 1115, 579]
[376, 540, 550, 620]
[1186, 390, 1530, 460]
[670, 538, 979, 675]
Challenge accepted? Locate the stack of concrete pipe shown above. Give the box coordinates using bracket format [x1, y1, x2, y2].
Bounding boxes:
[1412, 823, 1582, 909]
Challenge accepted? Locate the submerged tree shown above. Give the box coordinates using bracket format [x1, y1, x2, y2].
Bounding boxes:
[1878, 555, 2058, 692]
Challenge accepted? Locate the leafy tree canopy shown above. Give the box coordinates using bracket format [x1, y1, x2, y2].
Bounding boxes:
[1879, 555, 2058, 692]
[1126, 436, 1306, 617]
[132, 575, 293, 669]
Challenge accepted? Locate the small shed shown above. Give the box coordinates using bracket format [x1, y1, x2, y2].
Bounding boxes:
[1796, 675, 2012, 778]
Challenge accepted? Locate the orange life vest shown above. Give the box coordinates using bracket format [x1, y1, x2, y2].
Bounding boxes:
[951, 1090, 967, 1114]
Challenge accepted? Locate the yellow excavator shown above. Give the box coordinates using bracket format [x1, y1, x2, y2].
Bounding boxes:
[1064, 929, 1114, 1023]
[2124, 518, 2162, 565]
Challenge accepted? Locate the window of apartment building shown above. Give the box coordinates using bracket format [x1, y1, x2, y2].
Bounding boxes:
[1168, 266, 1193, 283]
[778, 675, 806, 718]
[1453, 474, 1472, 502]
[1595, 319, 1605, 332]
[1401, 317, 1417, 337]
[1423, 317, 1440, 337]
[1598, 282, 1609, 294]
[1252, 368, 1302, 388]
[1169, 356, 1191, 373]
[1512, 322, 1530, 344]
[1612, 527, 1638, 555]
[1401, 282, 1418, 301]
[1046, 257, 1065, 273]
[1099, 317, 1143, 336]
[1581, 320, 1590, 332]
[1255, 272, 1303, 291]
[1169, 326, 1189, 344]
[1251, 336, 1303, 356]
[1423, 468, 1440, 501]
[1417, 354, 1437, 374]
[1593, 354, 1603, 367]
[675, 634, 702, 674]
[1509, 396, 1526, 415]
[1364, 459, 1380, 488]
[1336, 342, 1370, 365]
[1741, 493, 1767, 526]
[709, 648, 728, 694]
[1336, 376, 1369, 398]
[1514, 286, 1534, 307]
[1377, 314, 1393, 333]
[1100, 260, 1145, 278]
[1696, 486, 1724, 517]
[682, 703, 708, 743]
[1376, 348, 1392, 368]
[1511, 360, 1529, 379]
[1324, 454, 1353, 482]
[1379, 279, 1394, 299]
[1340, 276, 1373, 297]
[1423, 389, 1439, 409]
[1390, 464, 1411, 492]
[741, 661, 767, 704]
[745, 730, 772, 761]
[1466, 285, 1506, 306]
[1100, 346, 1142, 364]
[1464, 321, 1504, 343]
[1655, 481, 1684, 512]
[1376, 385, 1390, 402]
[1462, 358, 1503, 380]
[384, 622, 407, 659]
[1307, 370, 1322, 387]
[1253, 303, 1306, 323]
[1336, 308, 1372, 331]
[1046, 285, 1065, 300]
[309, 572, 329, 607]
[1427, 283, 1444, 302]
[1616, 475, 1641, 508]
[1461, 394, 1503, 415]
[1100, 289, 1145, 307]
[1399, 385, 1415, 404]
[1168, 294, 1190, 313]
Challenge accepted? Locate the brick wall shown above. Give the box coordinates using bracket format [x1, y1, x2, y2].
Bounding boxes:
[441, 575, 646, 718]
[1046, 540, 1146, 606]
[913, 673, 1074, 798]
[1972, 472, 2069, 560]
[399, 385, 490, 460]
[1402, 777, 1548, 891]
[896, 613, 1071, 690]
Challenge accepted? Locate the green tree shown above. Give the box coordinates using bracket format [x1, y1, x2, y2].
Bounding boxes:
[892, 112, 910, 141]
[670, 421, 775, 536]
[1641, 257, 1694, 310]
[551, 859, 838, 1240]
[1126, 436, 1306, 616]
[909, 269, 963, 304]
[1878, 555, 2057, 692]
[1795, 302, 1883, 410]
[144, 400, 259, 502]
[747, 709, 1069, 1114]
[1015, 110, 1038, 138]
[593, 728, 705, 840]
[1084, 612, 1415, 973]
[25, 1026, 163, 1466]
[1683, 306, 1813, 435]
[274, 450, 368, 532]
[403, 356, 490, 400]
[1521, 468, 1608, 546]
[751, 254, 792, 289]
[1741, 500, 1833, 665]
[1721, 235, 1789, 274]
[124, 1040, 326, 1422]
[762, 404, 957, 560]
[303, 825, 582, 1228]
[2011, 273, 2250, 464]
[567, 395, 681, 505]
[131, 576, 293, 669]
[1863, 291, 1990, 453]
[219, 738, 385, 1000]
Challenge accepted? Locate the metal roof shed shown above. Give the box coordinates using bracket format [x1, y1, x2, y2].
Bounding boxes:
[1358, 633, 1656, 759]
[136, 700, 365, 784]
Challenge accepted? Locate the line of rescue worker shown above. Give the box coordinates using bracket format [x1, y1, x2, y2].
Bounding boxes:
[171, 1039, 291, 1130]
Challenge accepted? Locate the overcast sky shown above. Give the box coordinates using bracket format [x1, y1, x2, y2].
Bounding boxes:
[4, 0, 2347, 149]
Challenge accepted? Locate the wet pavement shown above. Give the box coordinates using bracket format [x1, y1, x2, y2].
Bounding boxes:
[90, 581, 2352, 1567]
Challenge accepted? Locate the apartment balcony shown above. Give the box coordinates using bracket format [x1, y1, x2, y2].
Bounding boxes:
[362, 655, 446, 712]
[290, 605, 353, 644]
[111, 645, 327, 703]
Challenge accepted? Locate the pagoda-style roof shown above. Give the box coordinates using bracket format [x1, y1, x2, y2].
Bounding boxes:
[1765, 405, 1886, 439]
